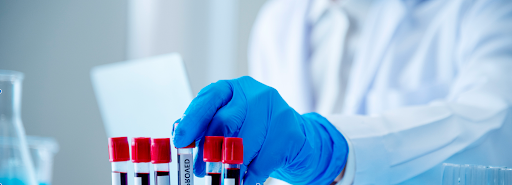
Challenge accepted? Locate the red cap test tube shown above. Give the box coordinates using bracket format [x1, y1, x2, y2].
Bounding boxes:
[108, 137, 130, 185]
[222, 137, 243, 185]
[151, 138, 172, 185]
[203, 136, 224, 185]
[132, 137, 151, 185]
[175, 122, 196, 185]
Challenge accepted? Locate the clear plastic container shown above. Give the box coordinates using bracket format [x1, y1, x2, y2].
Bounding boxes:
[0, 70, 38, 185]
[442, 163, 511, 185]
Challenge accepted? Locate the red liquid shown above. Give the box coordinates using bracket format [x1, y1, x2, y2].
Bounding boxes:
[155, 171, 170, 185]
[112, 172, 128, 185]
[225, 168, 240, 185]
[135, 173, 150, 185]
[207, 172, 222, 185]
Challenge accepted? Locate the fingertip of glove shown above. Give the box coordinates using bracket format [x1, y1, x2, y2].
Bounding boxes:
[172, 131, 188, 148]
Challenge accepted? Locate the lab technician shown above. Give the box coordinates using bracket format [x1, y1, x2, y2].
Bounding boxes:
[173, 0, 512, 184]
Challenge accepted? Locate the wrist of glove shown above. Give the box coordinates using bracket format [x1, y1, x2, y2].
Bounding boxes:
[270, 112, 349, 184]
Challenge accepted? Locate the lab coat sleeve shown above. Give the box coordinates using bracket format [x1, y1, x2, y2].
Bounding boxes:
[327, 1, 512, 184]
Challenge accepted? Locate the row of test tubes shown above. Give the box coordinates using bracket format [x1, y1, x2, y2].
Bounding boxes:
[108, 137, 173, 185]
[442, 163, 512, 185]
[107, 136, 243, 185]
[203, 136, 244, 185]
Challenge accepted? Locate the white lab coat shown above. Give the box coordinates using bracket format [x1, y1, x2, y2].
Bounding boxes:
[248, 0, 512, 184]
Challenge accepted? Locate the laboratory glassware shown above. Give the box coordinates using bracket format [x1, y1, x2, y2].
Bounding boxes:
[151, 138, 171, 185]
[486, 166, 503, 185]
[174, 122, 195, 185]
[109, 137, 130, 185]
[0, 70, 38, 185]
[503, 168, 512, 185]
[132, 137, 151, 185]
[442, 163, 512, 185]
[442, 163, 460, 185]
[203, 136, 224, 185]
[473, 165, 486, 185]
[222, 137, 243, 185]
[27, 136, 59, 185]
[0, 136, 58, 185]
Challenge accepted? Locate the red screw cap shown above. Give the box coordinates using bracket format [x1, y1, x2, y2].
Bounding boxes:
[151, 138, 171, 164]
[131, 137, 151, 163]
[203, 136, 224, 162]
[222, 137, 243, 164]
[108, 137, 130, 162]
[173, 122, 196, 148]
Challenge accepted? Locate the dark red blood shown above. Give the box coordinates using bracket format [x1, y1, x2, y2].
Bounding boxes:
[226, 168, 240, 185]
[155, 171, 170, 185]
[135, 173, 150, 185]
[112, 172, 127, 185]
[207, 172, 222, 185]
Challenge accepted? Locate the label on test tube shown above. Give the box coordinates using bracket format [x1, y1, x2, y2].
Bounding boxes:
[225, 178, 236, 185]
[112, 172, 127, 185]
[134, 177, 142, 185]
[157, 175, 170, 185]
[112, 173, 121, 185]
[179, 154, 194, 185]
[205, 176, 212, 184]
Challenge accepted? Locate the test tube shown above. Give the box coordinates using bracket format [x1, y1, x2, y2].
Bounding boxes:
[174, 123, 195, 185]
[222, 137, 243, 185]
[132, 137, 151, 185]
[108, 137, 130, 185]
[486, 166, 502, 185]
[151, 138, 172, 185]
[203, 136, 224, 185]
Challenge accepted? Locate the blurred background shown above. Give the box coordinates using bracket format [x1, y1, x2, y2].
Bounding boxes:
[0, 0, 266, 184]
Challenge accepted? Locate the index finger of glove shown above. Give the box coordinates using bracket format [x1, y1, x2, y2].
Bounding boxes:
[173, 80, 233, 148]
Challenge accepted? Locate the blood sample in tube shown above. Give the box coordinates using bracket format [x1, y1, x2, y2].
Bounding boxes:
[222, 137, 243, 185]
[132, 137, 151, 185]
[174, 122, 196, 185]
[152, 138, 172, 185]
[108, 137, 130, 185]
[203, 136, 224, 185]
[226, 168, 241, 185]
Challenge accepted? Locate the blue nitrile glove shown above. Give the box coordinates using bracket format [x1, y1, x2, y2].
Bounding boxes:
[173, 76, 348, 184]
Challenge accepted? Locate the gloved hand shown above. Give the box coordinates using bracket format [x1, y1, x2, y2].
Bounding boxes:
[173, 76, 349, 184]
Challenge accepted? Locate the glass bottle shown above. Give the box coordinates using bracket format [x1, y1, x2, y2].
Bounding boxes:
[0, 70, 38, 185]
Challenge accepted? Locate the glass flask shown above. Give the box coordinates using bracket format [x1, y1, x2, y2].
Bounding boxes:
[0, 70, 38, 185]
